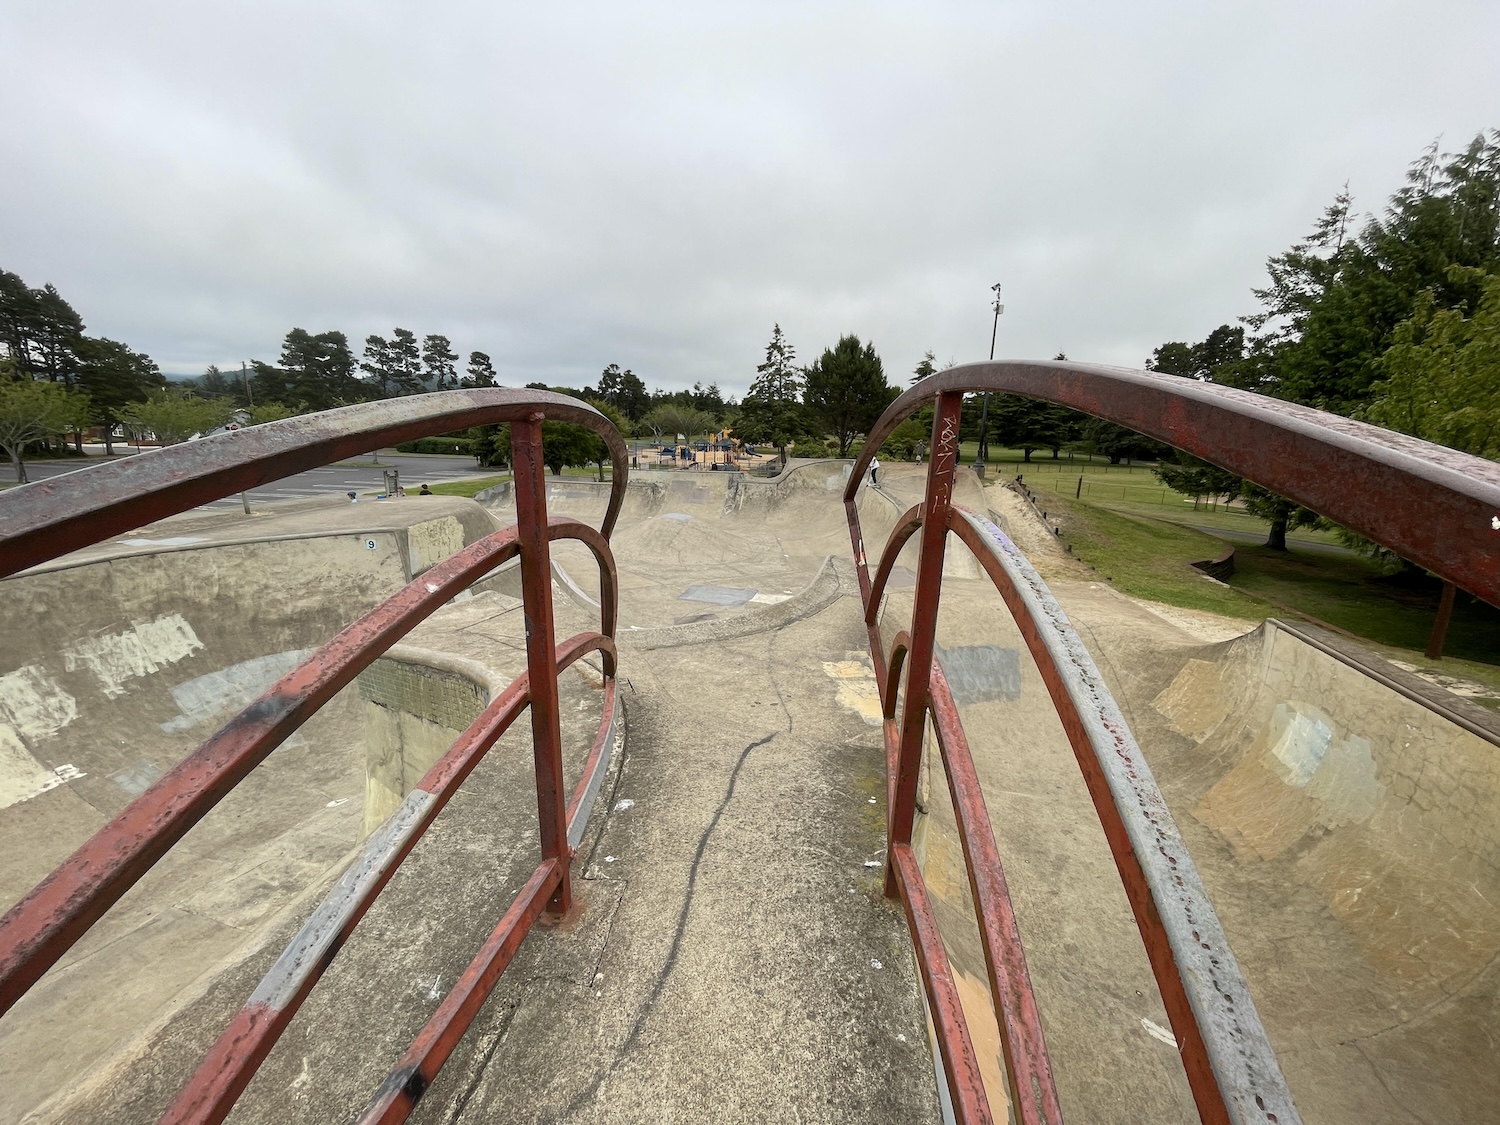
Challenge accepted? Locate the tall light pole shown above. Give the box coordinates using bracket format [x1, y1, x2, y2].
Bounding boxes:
[975, 282, 1003, 477]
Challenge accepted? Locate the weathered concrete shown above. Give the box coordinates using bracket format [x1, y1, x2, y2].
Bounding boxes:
[0, 497, 499, 1123]
[4, 460, 1498, 1123]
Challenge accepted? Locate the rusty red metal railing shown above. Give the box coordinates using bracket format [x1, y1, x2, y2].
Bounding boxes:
[0, 390, 627, 1124]
[844, 361, 1500, 1125]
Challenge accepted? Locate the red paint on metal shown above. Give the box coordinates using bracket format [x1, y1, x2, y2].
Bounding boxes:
[946, 510, 1231, 1125]
[510, 415, 572, 915]
[0, 392, 625, 1123]
[356, 858, 564, 1125]
[156, 1004, 284, 1125]
[887, 392, 964, 898]
[0, 523, 533, 1016]
[928, 664, 1063, 1125]
[846, 362, 1500, 608]
[0, 389, 629, 581]
[891, 843, 994, 1125]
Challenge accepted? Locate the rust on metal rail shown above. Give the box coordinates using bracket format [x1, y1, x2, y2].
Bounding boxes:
[0, 391, 627, 1122]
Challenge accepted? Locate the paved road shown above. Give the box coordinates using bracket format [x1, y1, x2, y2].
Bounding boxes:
[8, 451, 485, 510]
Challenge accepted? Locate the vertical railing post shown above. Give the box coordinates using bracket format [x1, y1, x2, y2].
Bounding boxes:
[886, 391, 964, 898]
[510, 415, 571, 914]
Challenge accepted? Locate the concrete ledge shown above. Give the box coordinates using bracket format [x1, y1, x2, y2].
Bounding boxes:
[1270, 618, 1500, 749]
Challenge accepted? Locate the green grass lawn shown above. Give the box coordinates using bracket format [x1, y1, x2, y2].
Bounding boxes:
[1035, 483, 1500, 693]
[426, 474, 512, 498]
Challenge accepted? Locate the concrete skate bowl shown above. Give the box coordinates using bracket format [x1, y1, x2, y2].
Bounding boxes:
[0, 392, 627, 1123]
[0, 494, 590, 1122]
[476, 460, 940, 640]
[0, 370, 1497, 1125]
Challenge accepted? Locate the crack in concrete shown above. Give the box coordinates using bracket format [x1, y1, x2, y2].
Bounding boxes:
[558, 728, 779, 1118]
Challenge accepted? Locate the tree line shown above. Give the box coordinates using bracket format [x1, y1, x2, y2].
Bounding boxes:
[968, 130, 1500, 556]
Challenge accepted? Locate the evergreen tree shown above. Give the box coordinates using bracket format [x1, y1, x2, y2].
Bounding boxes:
[803, 334, 894, 456]
[911, 350, 938, 384]
[76, 337, 164, 454]
[597, 363, 651, 421]
[361, 334, 396, 398]
[466, 351, 497, 387]
[389, 329, 425, 395]
[737, 324, 815, 456]
[422, 334, 458, 390]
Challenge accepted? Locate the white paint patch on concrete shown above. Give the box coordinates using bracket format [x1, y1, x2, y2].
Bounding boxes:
[1264, 703, 1332, 788]
[64, 614, 204, 698]
[118, 536, 208, 547]
[748, 592, 791, 605]
[0, 724, 85, 809]
[821, 656, 883, 727]
[161, 649, 314, 732]
[1141, 1017, 1178, 1047]
[0, 664, 79, 738]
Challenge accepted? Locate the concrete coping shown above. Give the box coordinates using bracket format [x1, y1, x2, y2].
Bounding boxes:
[1270, 618, 1500, 749]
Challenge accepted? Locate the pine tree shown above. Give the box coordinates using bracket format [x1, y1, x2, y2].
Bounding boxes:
[803, 334, 893, 456]
[466, 351, 497, 387]
[422, 334, 458, 390]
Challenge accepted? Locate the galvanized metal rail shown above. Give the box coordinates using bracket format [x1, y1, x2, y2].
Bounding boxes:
[844, 361, 1500, 1125]
[0, 390, 626, 1124]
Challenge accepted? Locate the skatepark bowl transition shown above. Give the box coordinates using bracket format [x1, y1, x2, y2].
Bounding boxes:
[0, 362, 1498, 1124]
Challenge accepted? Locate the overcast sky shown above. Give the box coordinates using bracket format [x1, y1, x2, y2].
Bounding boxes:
[3, 2, 1497, 396]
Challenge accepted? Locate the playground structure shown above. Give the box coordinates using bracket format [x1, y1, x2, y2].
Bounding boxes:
[0, 365, 1498, 1123]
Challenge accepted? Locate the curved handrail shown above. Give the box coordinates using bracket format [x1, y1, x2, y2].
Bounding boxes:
[846, 361, 1500, 605]
[157, 631, 617, 1125]
[845, 377, 1323, 1124]
[0, 388, 631, 580]
[0, 393, 626, 1124]
[946, 506, 1287, 1124]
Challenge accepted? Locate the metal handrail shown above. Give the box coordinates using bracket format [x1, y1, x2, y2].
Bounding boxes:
[845, 364, 1497, 1121]
[839, 360, 1500, 1125]
[0, 392, 627, 1124]
[848, 361, 1500, 606]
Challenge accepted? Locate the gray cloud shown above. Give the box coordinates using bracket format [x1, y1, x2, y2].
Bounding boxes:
[3, 1, 1497, 394]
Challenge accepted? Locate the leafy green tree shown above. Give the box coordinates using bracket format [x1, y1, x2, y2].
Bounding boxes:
[637, 404, 710, 441]
[76, 337, 164, 454]
[881, 418, 928, 459]
[803, 334, 894, 456]
[465, 351, 497, 387]
[1363, 265, 1500, 458]
[0, 372, 92, 482]
[249, 402, 300, 425]
[423, 334, 458, 390]
[120, 388, 234, 446]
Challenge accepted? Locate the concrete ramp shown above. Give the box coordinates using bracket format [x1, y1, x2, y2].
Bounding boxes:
[1142, 619, 1500, 1123]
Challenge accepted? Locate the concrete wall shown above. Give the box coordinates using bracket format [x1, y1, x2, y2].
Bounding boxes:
[356, 651, 494, 836]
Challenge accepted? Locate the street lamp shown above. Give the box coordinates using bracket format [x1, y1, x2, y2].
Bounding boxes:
[975, 282, 1004, 477]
